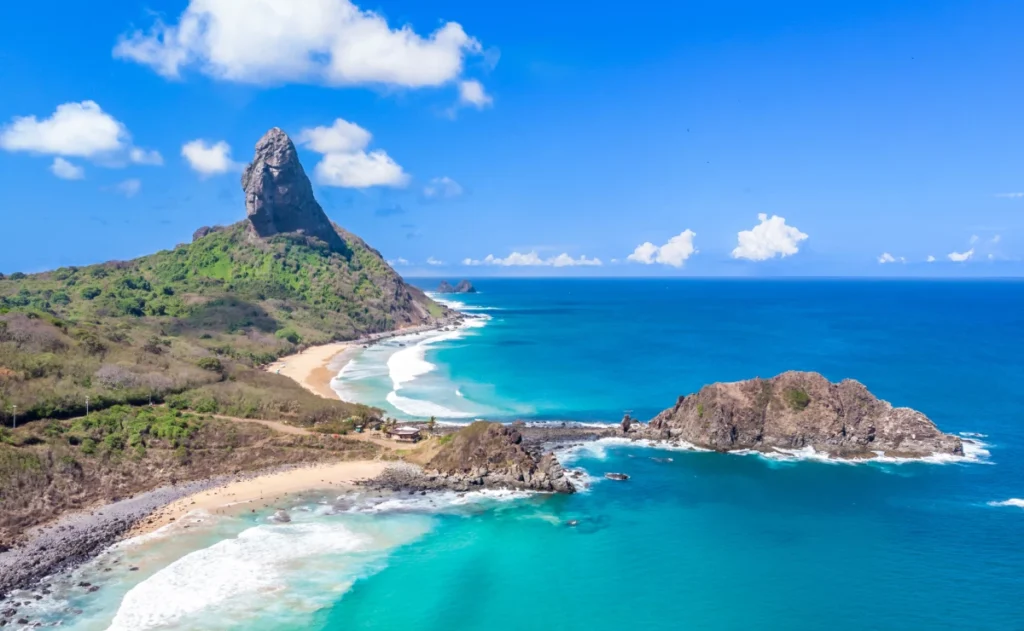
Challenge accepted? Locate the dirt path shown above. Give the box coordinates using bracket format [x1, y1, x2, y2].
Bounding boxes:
[213, 415, 314, 436]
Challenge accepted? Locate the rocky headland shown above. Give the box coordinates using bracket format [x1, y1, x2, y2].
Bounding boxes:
[635, 371, 963, 459]
[370, 422, 578, 494]
[436, 280, 477, 294]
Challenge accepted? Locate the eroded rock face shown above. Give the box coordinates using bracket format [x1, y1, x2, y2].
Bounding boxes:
[242, 128, 345, 251]
[371, 422, 575, 494]
[646, 371, 963, 458]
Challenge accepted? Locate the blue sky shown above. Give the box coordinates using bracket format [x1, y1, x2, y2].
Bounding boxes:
[1, 0, 1022, 276]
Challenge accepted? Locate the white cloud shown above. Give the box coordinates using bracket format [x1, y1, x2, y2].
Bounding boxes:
[298, 118, 408, 188]
[50, 157, 84, 180]
[926, 255, 936, 263]
[458, 80, 492, 108]
[948, 248, 974, 262]
[296, 119, 371, 154]
[388, 257, 409, 266]
[994, 192, 1023, 198]
[115, 179, 142, 198]
[114, 0, 486, 91]
[129, 147, 164, 165]
[427, 257, 445, 266]
[991, 234, 1002, 244]
[422, 176, 463, 199]
[877, 252, 905, 264]
[731, 213, 809, 261]
[627, 230, 697, 268]
[464, 251, 602, 267]
[181, 139, 240, 176]
[1, 101, 127, 158]
[969, 234, 980, 245]
[1, 101, 159, 170]
[314, 151, 408, 188]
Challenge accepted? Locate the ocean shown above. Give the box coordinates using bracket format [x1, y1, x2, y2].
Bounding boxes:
[24, 279, 1024, 630]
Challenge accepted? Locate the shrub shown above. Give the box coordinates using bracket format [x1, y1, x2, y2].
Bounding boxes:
[196, 357, 223, 372]
[8, 272, 26, 280]
[80, 286, 102, 300]
[784, 388, 811, 411]
[275, 327, 301, 344]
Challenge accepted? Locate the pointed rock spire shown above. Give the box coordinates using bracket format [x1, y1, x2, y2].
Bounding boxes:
[242, 127, 345, 251]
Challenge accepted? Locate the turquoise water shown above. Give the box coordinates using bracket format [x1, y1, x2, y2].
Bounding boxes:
[29, 280, 1024, 629]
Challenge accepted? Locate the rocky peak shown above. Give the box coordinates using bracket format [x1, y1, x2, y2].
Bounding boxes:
[241, 127, 345, 251]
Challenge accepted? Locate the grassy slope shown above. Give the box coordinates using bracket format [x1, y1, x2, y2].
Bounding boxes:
[0, 220, 442, 541]
[0, 405, 380, 544]
[0, 222, 437, 425]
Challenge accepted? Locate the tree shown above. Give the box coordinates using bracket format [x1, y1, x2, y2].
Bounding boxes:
[427, 416, 436, 432]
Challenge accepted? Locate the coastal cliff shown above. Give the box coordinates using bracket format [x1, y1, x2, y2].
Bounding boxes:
[643, 371, 963, 458]
[436, 280, 477, 294]
[373, 422, 576, 493]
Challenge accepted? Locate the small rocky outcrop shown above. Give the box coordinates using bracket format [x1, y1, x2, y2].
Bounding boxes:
[644, 371, 963, 458]
[242, 128, 346, 252]
[373, 422, 575, 493]
[436, 280, 477, 294]
[192, 225, 225, 242]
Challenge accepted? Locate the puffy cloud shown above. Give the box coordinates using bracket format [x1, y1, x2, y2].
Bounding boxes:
[458, 80, 492, 109]
[314, 151, 407, 188]
[1, 101, 127, 158]
[947, 248, 974, 262]
[422, 176, 463, 200]
[50, 157, 84, 180]
[926, 255, 936, 263]
[297, 118, 408, 188]
[296, 118, 371, 154]
[1, 101, 160, 169]
[731, 213, 809, 261]
[627, 230, 697, 268]
[877, 252, 905, 264]
[427, 257, 445, 266]
[464, 251, 602, 267]
[114, 0, 486, 90]
[115, 179, 142, 198]
[181, 139, 241, 176]
[129, 147, 164, 165]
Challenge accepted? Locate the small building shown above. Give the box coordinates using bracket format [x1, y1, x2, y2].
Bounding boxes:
[386, 426, 423, 443]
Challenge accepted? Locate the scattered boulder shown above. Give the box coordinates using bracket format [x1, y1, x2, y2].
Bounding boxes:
[271, 509, 291, 523]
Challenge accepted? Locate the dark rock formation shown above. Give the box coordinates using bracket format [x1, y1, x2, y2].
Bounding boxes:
[371, 422, 576, 493]
[644, 371, 962, 458]
[192, 225, 225, 242]
[436, 280, 477, 294]
[242, 128, 346, 252]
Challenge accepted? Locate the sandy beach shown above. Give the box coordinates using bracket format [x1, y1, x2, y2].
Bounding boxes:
[265, 342, 358, 399]
[129, 460, 389, 537]
[265, 322, 457, 401]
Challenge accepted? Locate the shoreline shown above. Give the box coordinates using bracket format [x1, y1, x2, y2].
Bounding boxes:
[0, 460, 390, 596]
[127, 460, 388, 538]
[265, 321, 461, 402]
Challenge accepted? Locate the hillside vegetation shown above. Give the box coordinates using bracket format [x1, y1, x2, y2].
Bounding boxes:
[0, 222, 436, 425]
[0, 405, 379, 544]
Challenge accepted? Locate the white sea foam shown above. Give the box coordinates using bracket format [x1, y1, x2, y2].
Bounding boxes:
[350, 488, 534, 515]
[987, 498, 1024, 509]
[383, 315, 489, 418]
[556, 435, 991, 468]
[959, 431, 988, 439]
[108, 517, 433, 631]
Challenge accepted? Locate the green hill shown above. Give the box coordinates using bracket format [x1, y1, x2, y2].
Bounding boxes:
[0, 128, 444, 426]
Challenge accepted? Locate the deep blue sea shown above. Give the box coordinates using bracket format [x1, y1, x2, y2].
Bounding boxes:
[32, 279, 1024, 630]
